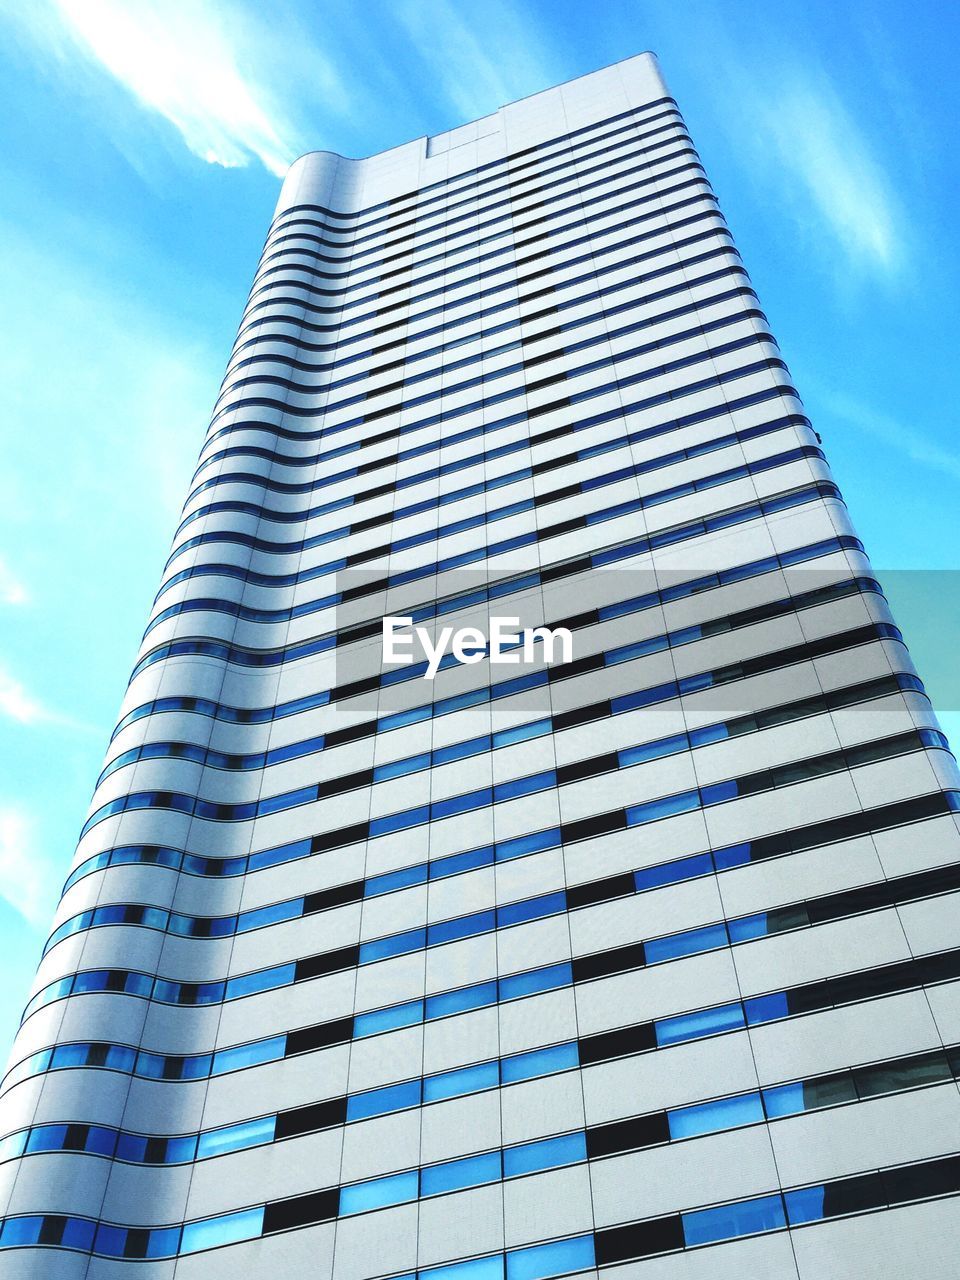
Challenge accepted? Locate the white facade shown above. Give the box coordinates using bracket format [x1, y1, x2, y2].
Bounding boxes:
[1, 51, 960, 1278]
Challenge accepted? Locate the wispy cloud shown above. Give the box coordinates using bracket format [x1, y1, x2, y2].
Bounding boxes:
[750, 75, 901, 273]
[0, 663, 93, 730]
[0, 556, 27, 606]
[0, 807, 55, 926]
[394, 0, 557, 126]
[5, 0, 322, 176]
[823, 391, 960, 482]
[676, 11, 905, 278]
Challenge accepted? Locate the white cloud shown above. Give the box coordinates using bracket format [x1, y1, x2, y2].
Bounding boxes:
[0, 808, 53, 926]
[0, 557, 27, 606]
[7, 0, 317, 177]
[753, 77, 900, 272]
[394, 0, 557, 126]
[0, 667, 49, 725]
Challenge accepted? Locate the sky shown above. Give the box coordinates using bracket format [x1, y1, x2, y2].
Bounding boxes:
[0, 0, 958, 1061]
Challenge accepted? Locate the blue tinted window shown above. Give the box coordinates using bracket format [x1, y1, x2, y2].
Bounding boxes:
[197, 1115, 276, 1159]
[423, 1060, 499, 1102]
[421, 1150, 501, 1196]
[0, 1217, 43, 1247]
[744, 992, 789, 1025]
[619, 733, 688, 766]
[370, 805, 431, 836]
[212, 1035, 284, 1075]
[62, 1217, 97, 1251]
[496, 828, 561, 862]
[421, 1254, 503, 1280]
[701, 779, 739, 806]
[501, 1041, 577, 1084]
[340, 1170, 419, 1215]
[355, 1000, 424, 1037]
[366, 864, 429, 896]
[180, 1206, 264, 1254]
[360, 927, 426, 964]
[500, 962, 572, 1002]
[431, 846, 494, 879]
[713, 841, 753, 870]
[494, 771, 555, 802]
[375, 753, 431, 781]
[682, 1193, 785, 1246]
[0, 1130, 27, 1161]
[347, 1078, 421, 1121]
[225, 962, 294, 999]
[655, 1002, 744, 1047]
[634, 852, 713, 892]
[761, 1082, 805, 1117]
[506, 1234, 595, 1280]
[645, 922, 727, 964]
[626, 790, 699, 825]
[668, 1091, 763, 1139]
[727, 912, 769, 943]
[498, 892, 565, 928]
[427, 982, 497, 1020]
[494, 719, 551, 747]
[504, 1131, 586, 1178]
[432, 788, 492, 820]
[428, 910, 495, 947]
[435, 735, 491, 764]
[784, 1184, 826, 1225]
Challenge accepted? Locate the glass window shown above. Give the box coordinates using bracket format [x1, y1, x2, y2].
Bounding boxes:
[501, 1041, 578, 1084]
[761, 1082, 805, 1118]
[784, 1184, 826, 1225]
[495, 825, 563, 865]
[506, 1234, 595, 1280]
[500, 962, 572, 1002]
[340, 1170, 419, 1215]
[360, 927, 426, 964]
[682, 1192, 785, 1246]
[655, 1002, 745, 1047]
[744, 992, 789, 1025]
[494, 719, 551, 748]
[431, 845, 494, 879]
[348, 1078, 421, 1121]
[503, 1131, 586, 1178]
[854, 1051, 952, 1097]
[494, 772, 555, 802]
[421, 1150, 501, 1196]
[421, 1253, 503, 1280]
[619, 733, 688, 767]
[424, 1060, 499, 1103]
[634, 852, 712, 892]
[645, 922, 727, 965]
[427, 982, 497, 1021]
[498, 892, 565, 929]
[180, 1206, 264, 1254]
[668, 1091, 763, 1140]
[197, 1114, 276, 1160]
[212, 1035, 284, 1076]
[428, 910, 495, 947]
[727, 912, 769, 943]
[355, 1000, 424, 1037]
[626, 790, 699, 825]
[366, 864, 429, 896]
[225, 962, 295, 1000]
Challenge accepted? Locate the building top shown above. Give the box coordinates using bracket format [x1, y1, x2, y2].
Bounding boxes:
[273, 51, 668, 219]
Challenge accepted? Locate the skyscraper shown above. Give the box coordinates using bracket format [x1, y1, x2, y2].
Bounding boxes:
[2, 47, 960, 1277]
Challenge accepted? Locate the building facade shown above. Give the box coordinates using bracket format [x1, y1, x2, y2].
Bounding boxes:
[2, 51, 960, 1279]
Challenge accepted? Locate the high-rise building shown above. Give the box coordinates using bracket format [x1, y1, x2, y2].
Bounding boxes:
[3, 50, 960, 1279]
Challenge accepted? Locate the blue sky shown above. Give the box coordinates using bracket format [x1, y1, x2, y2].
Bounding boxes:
[0, 0, 957, 1058]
